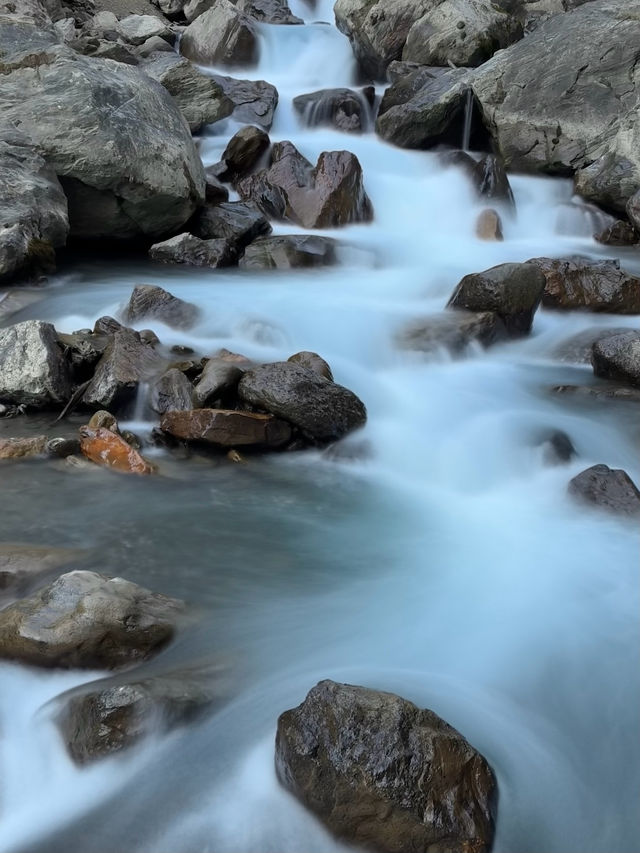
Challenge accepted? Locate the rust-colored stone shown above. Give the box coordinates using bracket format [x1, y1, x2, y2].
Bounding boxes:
[475, 208, 503, 241]
[79, 427, 155, 475]
[160, 408, 291, 448]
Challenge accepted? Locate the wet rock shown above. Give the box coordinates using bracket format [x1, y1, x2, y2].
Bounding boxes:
[528, 257, 640, 313]
[473, 153, 515, 208]
[58, 666, 225, 763]
[398, 310, 506, 355]
[57, 330, 110, 382]
[88, 410, 120, 432]
[116, 13, 172, 44]
[124, 284, 200, 330]
[220, 125, 270, 180]
[150, 368, 194, 414]
[239, 235, 338, 270]
[142, 52, 233, 132]
[0, 543, 83, 593]
[0, 320, 71, 408]
[94, 316, 125, 336]
[82, 327, 164, 412]
[79, 426, 156, 474]
[233, 0, 302, 24]
[293, 88, 369, 133]
[238, 361, 366, 442]
[204, 169, 229, 204]
[192, 359, 243, 407]
[538, 429, 576, 465]
[0, 131, 68, 282]
[591, 331, 640, 387]
[149, 233, 237, 268]
[0, 435, 48, 459]
[0, 570, 185, 669]
[191, 201, 271, 249]
[568, 464, 640, 518]
[209, 74, 279, 129]
[626, 189, 640, 232]
[276, 680, 497, 853]
[46, 436, 82, 458]
[476, 209, 503, 241]
[594, 220, 637, 247]
[287, 351, 333, 380]
[179, 0, 258, 67]
[447, 263, 546, 336]
[160, 408, 292, 448]
[551, 327, 632, 364]
[237, 141, 373, 229]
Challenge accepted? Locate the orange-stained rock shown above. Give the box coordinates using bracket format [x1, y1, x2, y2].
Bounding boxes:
[79, 427, 155, 475]
[160, 408, 291, 448]
[0, 436, 48, 459]
[475, 208, 503, 241]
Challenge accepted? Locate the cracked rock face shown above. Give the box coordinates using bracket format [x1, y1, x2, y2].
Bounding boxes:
[472, 0, 640, 209]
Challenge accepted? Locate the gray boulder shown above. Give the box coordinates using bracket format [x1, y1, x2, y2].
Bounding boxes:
[528, 257, 640, 313]
[209, 74, 278, 129]
[192, 358, 243, 407]
[142, 52, 233, 132]
[447, 263, 546, 336]
[472, 0, 640, 211]
[116, 13, 172, 44]
[568, 464, 640, 517]
[160, 408, 292, 447]
[293, 88, 370, 133]
[0, 320, 71, 408]
[591, 331, 640, 387]
[0, 132, 69, 282]
[150, 368, 195, 413]
[276, 680, 496, 853]
[149, 233, 237, 267]
[179, 0, 258, 67]
[238, 361, 366, 441]
[124, 284, 200, 330]
[239, 235, 338, 270]
[0, 570, 185, 669]
[191, 201, 271, 248]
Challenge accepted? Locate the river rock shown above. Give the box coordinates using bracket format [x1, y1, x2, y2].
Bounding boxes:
[293, 88, 369, 133]
[191, 201, 271, 249]
[192, 359, 243, 407]
[58, 667, 223, 763]
[0, 570, 185, 669]
[238, 361, 366, 441]
[142, 52, 233, 132]
[0, 435, 48, 460]
[58, 330, 110, 382]
[591, 331, 640, 387]
[239, 235, 338, 270]
[594, 220, 637, 247]
[471, 1, 640, 211]
[150, 368, 194, 413]
[179, 0, 258, 67]
[46, 436, 82, 458]
[0, 543, 83, 593]
[276, 680, 496, 853]
[568, 464, 640, 517]
[551, 327, 631, 364]
[209, 74, 278, 129]
[0, 132, 69, 282]
[149, 233, 237, 268]
[447, 263, 546, 336]
[0, 320, 71, 408]
[237, 141, 373, 228]
[398, 310, 506, 355]
[287, 351, 333, 380]
[220, 125, 270, 180]
[79, 425, 156, 474]
[160, 408, 292, 447]
[233, 0, 302, 23]
[124, 284, 200, 330]
[528, 257, 640, 313]
[476, 209, 503, 241]
[403, 0, 522, 67]
[82, 327, 164, 412]
[0, 25, 205, 238]
[116, 13, 172, 44]
[204, 169, 230, 203]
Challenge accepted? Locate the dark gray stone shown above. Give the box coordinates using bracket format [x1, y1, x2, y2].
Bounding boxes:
[568, 464, 640, 517]
[591, 331, 640, 387]
[124, 284, 200, 330]
[239, 235, 338, 270]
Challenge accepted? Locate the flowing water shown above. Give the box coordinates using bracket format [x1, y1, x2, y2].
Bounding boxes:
[1, 7, 639, 853]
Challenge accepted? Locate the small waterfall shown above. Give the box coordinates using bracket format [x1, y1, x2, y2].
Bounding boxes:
[461, 89, 473, 151]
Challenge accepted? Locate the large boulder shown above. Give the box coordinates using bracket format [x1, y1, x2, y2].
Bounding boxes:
[179, 0, 258, 67]
[239, 235, 338, 270]
[237, 141, 373, 229]
[0, 570, 185, 669]
[209, 73, 278, 129]
[568, 464, 640, 517]
[160, 408, 292, 448]
[447, 263, 546, 336]
[591, 331, 640, 387]
[528, 257, 640, 313]
[0, 320, 71, 408]
[403, 0, 522, 67]
[237, 361, 366, 441]
[141, 52, 233, 132]
[0, 131, 68, 282]
[116, 13, 172, 44]
[82, 327, 164, 411]
[471, 0, 640, 210]
[0, 20, 205, 238]
[276, 680, 496, 853]
[124, 284, 200, 330]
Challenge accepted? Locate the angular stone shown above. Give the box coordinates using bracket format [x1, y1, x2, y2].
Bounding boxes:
[594, 220, 637, 246]
[160, 408, 292, 447]
[150, 368, 194, 413]
[568, 464, 640, 517]
[0, 570, 185, 669]
[276, 680, 496, 853]
[591, 331, 640, 387]
[0, 320, 71, 408]
[209, 74, 278, 129]
[124, 284, 200, 330]
[398, 310, 506, 355]
[239, 235, 338, 270]
[191, 201, 271, 248]
[220, 125, 270, 180]
[149, 233, 236, 267]
[79, 426, 156, 474]
[179, 0, 258, 67]
[293, 88, 369, 133]
[528, 257, 640, 313]
[192, 359, 243, 407]
[117, 13, 172, 45]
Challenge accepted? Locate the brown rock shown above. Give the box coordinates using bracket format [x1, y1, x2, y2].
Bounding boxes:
[79, 426, 156, 474]
[160, 408, 292, 448]
[0, 435, 48, 459]
[287, 351, 333, 380]
[594, 220, 637, 246]
[529, 256, 640, 313]
[475, 208, 503, 241]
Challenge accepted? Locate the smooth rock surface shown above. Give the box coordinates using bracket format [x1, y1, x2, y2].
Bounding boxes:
[591, 331, 640, 387]
[79, 426, 156, 474]
[0, 320, 71, 408]
[239, 235, 338, 270]
[192, 359, 243, 407]
[568, 464, 640, 517]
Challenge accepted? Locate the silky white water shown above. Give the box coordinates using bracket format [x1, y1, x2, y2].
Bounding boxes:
[0, 10, 638, 853]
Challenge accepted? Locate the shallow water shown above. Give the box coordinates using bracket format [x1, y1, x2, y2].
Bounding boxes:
[1, 9, 639, 853]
